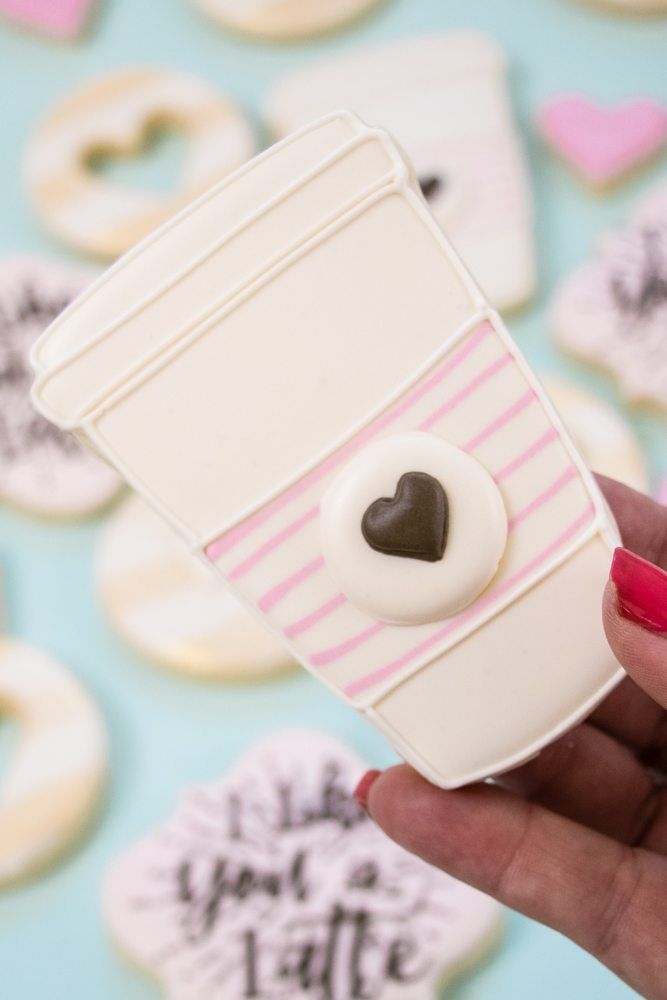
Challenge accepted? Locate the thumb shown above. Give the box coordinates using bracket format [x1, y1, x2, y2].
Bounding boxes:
[604, 550, 667, 708]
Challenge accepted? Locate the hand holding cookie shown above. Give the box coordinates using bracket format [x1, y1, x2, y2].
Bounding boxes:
[358, 477, 667, 1000]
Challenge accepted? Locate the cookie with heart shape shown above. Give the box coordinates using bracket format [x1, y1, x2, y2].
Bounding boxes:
[552, 182, 667, 412]
[0, 0, 97, 41]
[24, 67, 255, 260]
[103, 730, 503, 999]
[539, 94, 667, 190]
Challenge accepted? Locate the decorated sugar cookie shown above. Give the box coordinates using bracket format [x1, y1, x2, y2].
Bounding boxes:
[96, 493, 295, 680]
[0, 638, 107, 886]
[0, 0, 97, 40]
[194, 0, 384, 42]
[572, 0, 667, 13]
[25, 68, 255, 260]
[539, 94, 667, 189]
[552, 183, 667, 413]
[542, 377, 649, 494]
[104, 730, 502, 998]
[266, 33, 535, 312]
[0, 256, 121, 517]
[32, 112, 623, 789]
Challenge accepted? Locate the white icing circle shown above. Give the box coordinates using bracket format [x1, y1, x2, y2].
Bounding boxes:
[96, 493, 295, 680]
[0, 638, 107, 886]
[321, 432, 508, 626]
[25, 68, 255, 260]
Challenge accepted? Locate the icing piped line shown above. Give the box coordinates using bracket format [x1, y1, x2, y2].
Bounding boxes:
[31, 129, 395, 386]
[345, 504, 596, 699]
[36, 160, 406, 427]
[309, 471, 589, 672]
[205, 319, 493, 563]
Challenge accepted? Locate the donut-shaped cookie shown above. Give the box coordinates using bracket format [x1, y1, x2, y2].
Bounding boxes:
[0, 638, 107, 886]
[195, 0, 384, 41]
[96, 493, 295, 680]
[543, 377, 649, 494]
[0, 256, 122, 518]
[25, 68, 255, 260]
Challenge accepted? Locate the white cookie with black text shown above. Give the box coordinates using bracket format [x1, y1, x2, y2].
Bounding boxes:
[103, 730, 502, 998]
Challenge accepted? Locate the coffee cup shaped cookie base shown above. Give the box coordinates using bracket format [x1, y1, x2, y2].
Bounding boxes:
[32, 112, 622, 788]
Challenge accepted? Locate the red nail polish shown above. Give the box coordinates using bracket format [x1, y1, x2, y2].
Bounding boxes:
[354, 769, 381, 811]
[610, 548, 667, 634]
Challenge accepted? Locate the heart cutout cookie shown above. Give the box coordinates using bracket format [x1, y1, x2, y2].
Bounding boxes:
[419, 174, 445, 202]
[86, 121, 187, 197]
[540, 95, 667, 189]
[362, 471, 449, 562]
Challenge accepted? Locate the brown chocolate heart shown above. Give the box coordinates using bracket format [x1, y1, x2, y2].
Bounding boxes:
[361, 471, 449, 563]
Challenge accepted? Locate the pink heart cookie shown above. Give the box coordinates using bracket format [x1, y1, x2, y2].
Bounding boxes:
[540, 94, 667, 189]
[0, 0, 97, 41]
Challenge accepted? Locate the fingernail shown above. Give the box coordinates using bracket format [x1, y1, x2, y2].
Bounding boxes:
[610, 548, 667, 634]
[354, 770, 381, 811]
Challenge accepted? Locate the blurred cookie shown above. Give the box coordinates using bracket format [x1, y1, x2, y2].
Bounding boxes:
[0, 637, 107, 886]
[0, 256, 121, 517]
[0, 0, 97, 40]
[266, 33, 535, 311]
[25, 68, 255, 260]
[543, 376, 649, 493]
[194, 0, 384, 41]
[103, 729, 503, 998]
[552, 182, 667, 413]
[96, 493, 295, 680]
[540, 94, 667, 190]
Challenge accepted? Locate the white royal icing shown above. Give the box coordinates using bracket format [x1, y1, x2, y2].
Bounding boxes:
[103, 730, 502, 998]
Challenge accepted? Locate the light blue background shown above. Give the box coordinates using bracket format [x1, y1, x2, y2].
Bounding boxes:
[0, 0, 666, 996]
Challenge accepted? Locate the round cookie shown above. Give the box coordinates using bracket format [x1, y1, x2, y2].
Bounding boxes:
[0, 637, 107, 886]
[96, 493, 295, 680]
[103, 729, 503, 998]
[552, 182, 667, 413]
[0, 256, 121, 517]
[25, 68, 255, 260]
[194, 0, 384, 41]
[543, 377, 649, 494]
